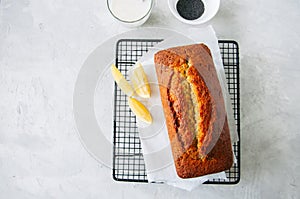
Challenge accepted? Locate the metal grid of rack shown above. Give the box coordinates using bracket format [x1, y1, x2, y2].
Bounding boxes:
[112, 39, 240, 184]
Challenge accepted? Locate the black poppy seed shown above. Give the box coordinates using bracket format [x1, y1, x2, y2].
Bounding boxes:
[176, 0, 205, 20]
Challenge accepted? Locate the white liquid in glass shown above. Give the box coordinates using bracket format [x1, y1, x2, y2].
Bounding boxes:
[110, 0, 152, 22]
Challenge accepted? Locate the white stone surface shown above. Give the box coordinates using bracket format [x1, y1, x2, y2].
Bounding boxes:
[0, 0, 299, 198]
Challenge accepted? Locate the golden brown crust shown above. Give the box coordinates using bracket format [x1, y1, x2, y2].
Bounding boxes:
[154, 43, 233, 178]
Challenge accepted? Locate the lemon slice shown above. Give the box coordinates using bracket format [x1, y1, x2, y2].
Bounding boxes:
[111, 64, 134, 97]
[130, 62, 151, 98]
[128, 97, 152, 124]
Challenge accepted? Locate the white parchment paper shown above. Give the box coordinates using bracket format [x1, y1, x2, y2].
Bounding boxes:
[129, 25, 238, 191]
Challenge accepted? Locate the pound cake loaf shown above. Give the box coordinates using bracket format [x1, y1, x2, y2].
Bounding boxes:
[154, 43, 233, 178]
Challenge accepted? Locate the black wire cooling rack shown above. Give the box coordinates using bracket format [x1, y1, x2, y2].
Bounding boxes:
[112, 39, 240, 184]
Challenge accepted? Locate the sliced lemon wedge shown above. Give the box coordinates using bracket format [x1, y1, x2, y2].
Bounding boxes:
[128, 97, 152, 124]
[130, 62, 151, 98]
[111, 64, 134, 97]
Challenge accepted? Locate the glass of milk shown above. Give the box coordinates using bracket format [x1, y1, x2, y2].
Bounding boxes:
[107, 0, 154, 27]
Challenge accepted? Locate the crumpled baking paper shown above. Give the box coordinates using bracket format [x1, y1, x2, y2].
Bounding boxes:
[129, 25, 238, 191]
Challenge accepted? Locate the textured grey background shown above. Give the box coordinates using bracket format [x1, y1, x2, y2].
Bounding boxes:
[0, 0, 299, 198]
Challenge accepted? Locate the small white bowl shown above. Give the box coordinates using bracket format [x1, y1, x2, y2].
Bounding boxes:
[168, 0, 220, 25]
